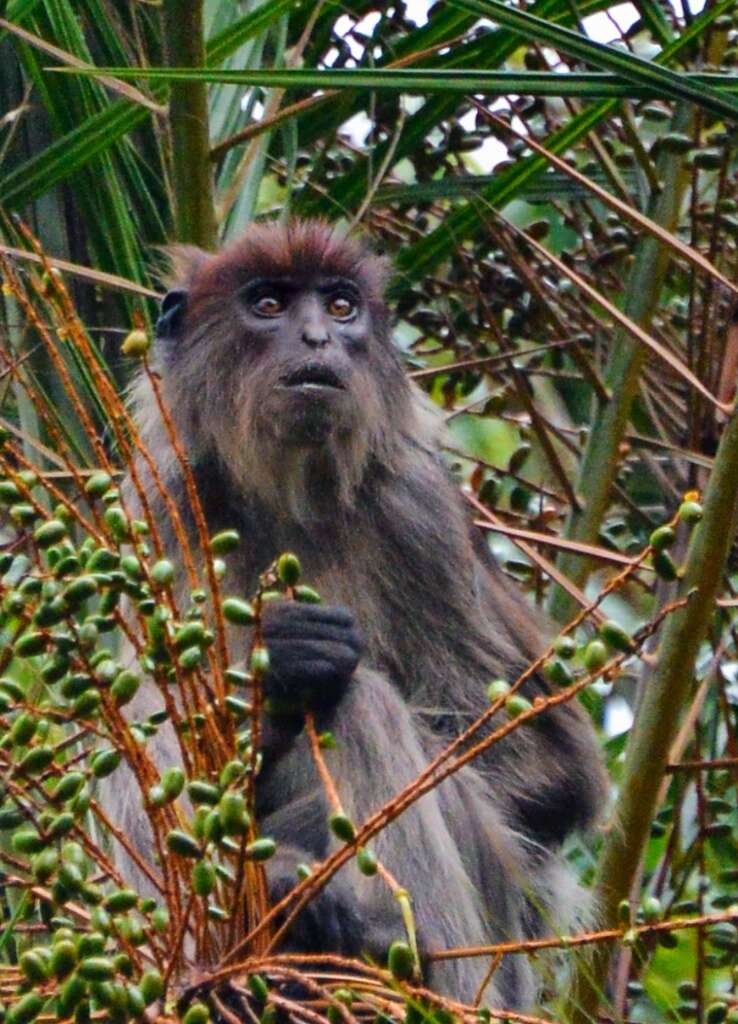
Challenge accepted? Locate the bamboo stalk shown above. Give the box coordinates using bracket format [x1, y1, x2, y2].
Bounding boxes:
[564, 402, 738, 1022]
[548, 104, 692, 624]
[162, 0, 217, 247]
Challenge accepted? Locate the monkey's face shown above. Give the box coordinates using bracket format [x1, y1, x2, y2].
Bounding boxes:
[238, 274, 373, 447]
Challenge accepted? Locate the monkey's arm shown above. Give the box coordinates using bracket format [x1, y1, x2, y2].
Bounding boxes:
[254, 646, 374, 962]
[467, 534, 608, 846]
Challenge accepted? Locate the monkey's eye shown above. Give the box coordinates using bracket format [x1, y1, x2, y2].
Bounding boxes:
[252, 293, 285, 317]
[327, 295, 357, 321]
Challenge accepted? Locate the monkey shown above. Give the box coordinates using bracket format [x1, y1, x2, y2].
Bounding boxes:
[112, 219, 607, 1009]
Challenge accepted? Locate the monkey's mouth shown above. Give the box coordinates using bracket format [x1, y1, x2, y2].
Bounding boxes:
[281, 365, 345, 391]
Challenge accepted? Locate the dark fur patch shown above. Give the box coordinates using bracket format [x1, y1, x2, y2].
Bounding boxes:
[155, 288, 187, 339]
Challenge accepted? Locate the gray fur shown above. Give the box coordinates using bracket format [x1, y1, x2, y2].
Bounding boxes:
[109, 220, 607, 1008]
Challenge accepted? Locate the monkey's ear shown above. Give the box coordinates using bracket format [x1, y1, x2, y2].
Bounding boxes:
[155, 288, 187, 340]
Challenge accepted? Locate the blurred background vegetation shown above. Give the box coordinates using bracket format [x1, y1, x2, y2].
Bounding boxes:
[3, 1, 738, 1022]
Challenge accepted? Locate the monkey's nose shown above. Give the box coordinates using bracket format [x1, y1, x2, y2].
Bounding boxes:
[301, 324, 330, 348]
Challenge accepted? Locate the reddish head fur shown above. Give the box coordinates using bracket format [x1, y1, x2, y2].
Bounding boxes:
[185, 220, 389, 313]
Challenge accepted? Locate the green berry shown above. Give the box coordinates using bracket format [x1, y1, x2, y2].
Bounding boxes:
[277, 553, 301, 586]
[174, 621, 206, 650]
[72, 689, 102, 718]
[583, 639, 608, 673]
[10, 504, 37, 525]
[219, 760, 244, 787]
[599, 620, 633, 653]
[387, 940, 414, 981]
[250, 646, 270, 674]
[329, 812, 356, 843]
[78, 956, 115, 981]
[103, 506, 129, 538]
[111, 670, 140, 706]
[245, 838, 276, 862]
[225, 695, 249, 719]
[6, 992, 43, 1024]
[357, 847, 378, 876]
[218, 792, 249, 835]
[19, 950, 49, 984]
[32, 847, 59, 882]
[151, 908, 169, 933]
[47, 812, 74, 839]
[151, 559, 175, 586]
[247, 975, 268, 1005]
[660, 131, 694, 153]
[0, 677, 24, 702]
[127, 985, 146, 1017]
[202, 810, 223, 844]
[148, 784, 166, 808]
[192, 861, 216, 897]
[63, 576, 98, 606]
[90, 908, 112, 934]
[166, 830, 201, 859]
[486, 679, 510, 702]
[0, 806, 25, 830]
[649, 525, 676, 550]
[161, 767, 185, 800]
[209, 530, 240, 555]
[85, 471, 113, 497]
[0, 480, 21, 504]
[139, 971, 164, 1006]
[221, 598, 256, 625]
[120, 555, 142, 579]
[57, 975, 86, 1016]
[553, 635, 577, 659]
[505, 694, 532, 718]
[87, 548, 118, 572]
[187, 781, 220, 806]
[544, 659, 573, 686]
[11, 712, 38, 745]
[104, 889, 138, 913]
[178, 645, 203, 670]
[33, 519, 67, 548]
[18, 745, 54, 774]
[51, 774, 85, 806]
[90, 749, 121, 778]
[182, 1003, 210, 1024]
[14, 632, 47, 658]
[679, 500, 703, 524]
[706, 1003, 728, 1024]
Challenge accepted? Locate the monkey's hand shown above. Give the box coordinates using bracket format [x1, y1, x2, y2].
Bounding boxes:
[261, 602, 363, 713]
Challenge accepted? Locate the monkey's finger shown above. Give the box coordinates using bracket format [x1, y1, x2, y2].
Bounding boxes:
[262, 603, 355, 629]
[264, 661, 359, 701]
[266, 639, 361, 675]
[264, 622, 364, 653]
[278, 667, 354, 710]
[263, 648, 361, 707]
[263, 616, 359, 638]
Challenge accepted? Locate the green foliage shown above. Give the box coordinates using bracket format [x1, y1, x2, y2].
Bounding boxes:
[3, 0, 738, 1021]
